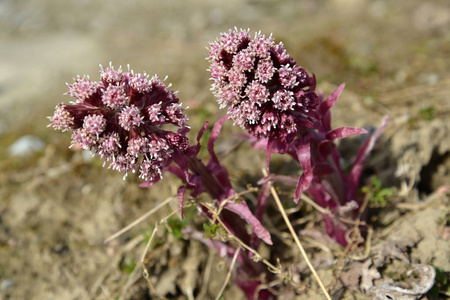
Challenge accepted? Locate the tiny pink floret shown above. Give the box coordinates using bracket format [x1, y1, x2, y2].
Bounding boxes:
[118, 106, 143, 131]
[83, 114, 106, 135]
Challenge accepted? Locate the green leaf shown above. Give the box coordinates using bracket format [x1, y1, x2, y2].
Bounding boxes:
[120, 257, 136, 275]
[361, 175, 394, 206]
[419, 106, 435, 121]
[167, 217, 186, 239]
[203, 222, 225, 239]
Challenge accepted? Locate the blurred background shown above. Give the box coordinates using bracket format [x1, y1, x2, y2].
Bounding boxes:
[0, 0, 449, 299]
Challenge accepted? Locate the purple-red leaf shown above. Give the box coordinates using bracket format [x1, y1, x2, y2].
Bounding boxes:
[348, 116, 389, 199]
[313, 163, 336, 176]
[251, 182, 271, 249]
[225, 201, 273, 245]
[199, 116, 234, 194]
[182, 227, 236, 258]
[208, 117, 227, 164]
[178, 185, 186, 219]
[185, 121, 208, 157]
[197, 121, 208, 143]
[164, 165, 186, 181]
[326, 127, 368, 140]
[294, 138, 313, 203]
[318, 140, 335, 159]
[318, 83, 346, 119]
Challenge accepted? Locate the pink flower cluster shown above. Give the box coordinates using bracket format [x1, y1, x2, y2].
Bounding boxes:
[48, 64, 189, 181]
[208, 28, 320, 140]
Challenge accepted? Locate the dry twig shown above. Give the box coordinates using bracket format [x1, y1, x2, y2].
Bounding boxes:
[104, 196, 173, 243]
[262, 169, 332, 300]
[215, 247, 241, 300]
[140, 222, 167, 300]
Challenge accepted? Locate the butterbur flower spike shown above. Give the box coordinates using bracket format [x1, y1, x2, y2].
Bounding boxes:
[209, 29, 389, 248]
[48, 63, 189, 183]
[208, 28, 320, 142]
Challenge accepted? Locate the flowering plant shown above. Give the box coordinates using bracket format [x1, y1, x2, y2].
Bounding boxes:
[49, 29, 387, 299]
[208, 28, 388, 246]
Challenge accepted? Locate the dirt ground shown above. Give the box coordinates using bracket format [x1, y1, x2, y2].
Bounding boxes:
[0, 0, 449, 299]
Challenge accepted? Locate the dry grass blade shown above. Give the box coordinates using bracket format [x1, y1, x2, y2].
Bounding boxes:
[262, 169, 332, 300]
[300, 193, 332, 215]
[197, 250, 215, 300]
[140, 222, 167, 300]
[104, 196, 173, 243]
[215, 247, 241, 300]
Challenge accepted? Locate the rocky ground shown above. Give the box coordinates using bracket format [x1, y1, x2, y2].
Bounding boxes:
[0, 0, 449, 299]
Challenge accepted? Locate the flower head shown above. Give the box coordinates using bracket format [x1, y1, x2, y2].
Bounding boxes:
[209, 28, 320, 140]
[48, 63, 189, 181]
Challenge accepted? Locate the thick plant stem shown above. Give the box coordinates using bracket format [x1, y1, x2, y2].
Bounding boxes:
[263, 169, 332, 300]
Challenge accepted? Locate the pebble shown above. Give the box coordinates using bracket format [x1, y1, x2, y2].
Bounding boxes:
[8, 135, 44, 156]
[0, 278, 14, 292]
[81, 149, 95, 162]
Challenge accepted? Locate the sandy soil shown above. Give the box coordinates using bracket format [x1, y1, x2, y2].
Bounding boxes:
[0, 0, 449, 299]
